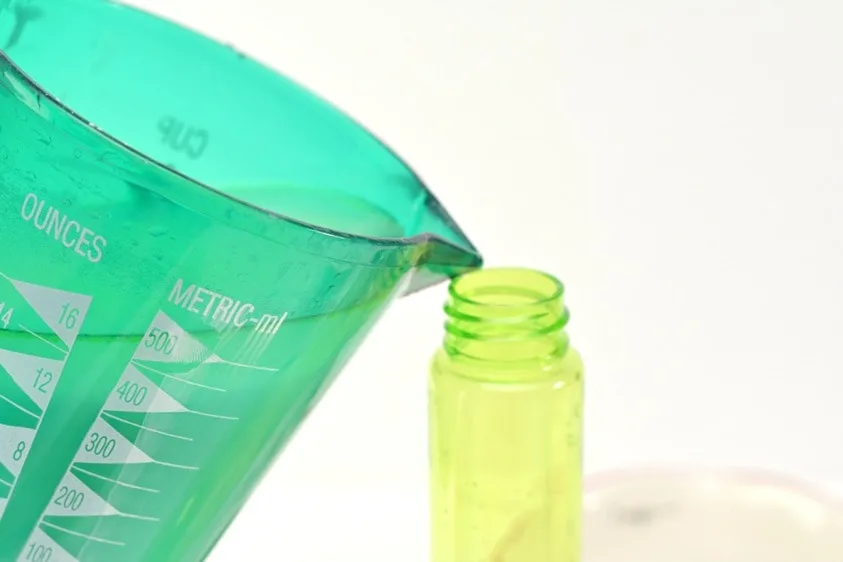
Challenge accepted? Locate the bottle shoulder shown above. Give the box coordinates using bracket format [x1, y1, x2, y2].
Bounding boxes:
[431, 345, 584, 384]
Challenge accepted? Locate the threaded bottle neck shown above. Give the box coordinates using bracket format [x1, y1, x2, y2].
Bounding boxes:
[443, 268, 570, 363]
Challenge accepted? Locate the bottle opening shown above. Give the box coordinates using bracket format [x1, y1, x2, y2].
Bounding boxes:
[444, 268, 569, 362]
[449, 268, 563, 308]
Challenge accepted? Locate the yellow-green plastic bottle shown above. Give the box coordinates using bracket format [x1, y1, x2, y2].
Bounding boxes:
[429, 268, 584, 562]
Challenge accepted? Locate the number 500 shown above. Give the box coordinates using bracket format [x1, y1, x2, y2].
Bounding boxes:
[144, 328, 178, 355]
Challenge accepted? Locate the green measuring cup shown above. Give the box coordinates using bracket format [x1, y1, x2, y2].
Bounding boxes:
[0, 1, 481, 560]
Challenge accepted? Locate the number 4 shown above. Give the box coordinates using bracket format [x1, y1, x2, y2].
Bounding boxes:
[0, 302, 13, 329]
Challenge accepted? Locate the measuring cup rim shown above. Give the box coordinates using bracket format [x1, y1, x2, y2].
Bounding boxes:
[0, 0, 480, 269]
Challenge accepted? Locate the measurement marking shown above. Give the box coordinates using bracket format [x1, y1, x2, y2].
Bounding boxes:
[132, 362, 226, 392]
[0, 477, 11, 487]
[187, 409, 239, 421]
[152, 459, 200, 471]
[17, 324, 67, 355]
[1, 345, 75, 531]
[40, 521, 125, 546]
[0, 278, 90, 537]
[238, 330, 273, 367]
[212, 358, 278, 372]
[101, 412, 193, 442]
[16, 306, 256, 560]
[71, 467, 159, 494]
[115, 511, 160, 522]
[0, 394, 38, 418]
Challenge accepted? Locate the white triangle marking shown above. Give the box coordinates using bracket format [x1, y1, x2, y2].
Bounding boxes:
[0, 349, 65, 410]
[45, 472, 119, 518]
[0, 497, 7, 519]
[132, 312, 210, 364]
[10, 279, 91, 348]
[73, 417, 152, 466]
[102, 364, 186, 414]
[0, 425, 35, 477]
[16, 527, 79, 562]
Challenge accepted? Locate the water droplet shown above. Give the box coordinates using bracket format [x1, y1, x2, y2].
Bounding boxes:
[34, 128, 51, 146]
[98, 151, 125, 167]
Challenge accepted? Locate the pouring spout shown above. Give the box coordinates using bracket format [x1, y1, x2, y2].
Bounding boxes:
[403, 189, 483, 294]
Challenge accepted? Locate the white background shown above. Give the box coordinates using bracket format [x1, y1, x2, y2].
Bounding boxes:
[120, 0, 843, 559]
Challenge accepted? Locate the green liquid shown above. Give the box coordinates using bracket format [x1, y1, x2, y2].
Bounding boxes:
[225, 186, 407, 239]
[0, 296, 384, 561]
[0, 186, 407, 561]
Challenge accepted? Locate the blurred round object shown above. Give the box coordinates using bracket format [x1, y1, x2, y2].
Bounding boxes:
[584, 468, 843, 562]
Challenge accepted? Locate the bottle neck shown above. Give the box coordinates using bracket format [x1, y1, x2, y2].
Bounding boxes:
[443, 268, 570, 363]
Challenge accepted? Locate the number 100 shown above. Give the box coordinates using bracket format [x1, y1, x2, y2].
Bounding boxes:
[25, 543, 52, 562]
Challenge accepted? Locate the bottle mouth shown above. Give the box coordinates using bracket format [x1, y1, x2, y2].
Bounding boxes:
[448, 268, 564, 308]
[444, 268, 570, 362]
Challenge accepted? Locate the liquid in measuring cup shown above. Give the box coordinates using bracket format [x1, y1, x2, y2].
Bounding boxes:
[0, 273, 93, 525]
[224, 186, 408, 239]
[0, 223, 421, 562]
[0, 274, 297, 562]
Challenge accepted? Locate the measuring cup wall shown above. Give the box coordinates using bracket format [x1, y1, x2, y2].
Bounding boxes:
[0, 109, 411, 559]
[2, 298, 395, 562]
[0, 93, 413, 560]
[0, 3, 481, 558]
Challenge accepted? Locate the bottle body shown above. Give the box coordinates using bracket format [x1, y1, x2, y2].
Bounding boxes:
[429, 268, 584, 562]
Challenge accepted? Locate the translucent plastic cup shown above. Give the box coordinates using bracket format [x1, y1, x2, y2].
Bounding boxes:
[0, 1, 482, 560]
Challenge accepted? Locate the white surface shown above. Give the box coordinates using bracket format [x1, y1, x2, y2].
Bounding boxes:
[584, 469, 843, 562]
[117, 0, 843, 559]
